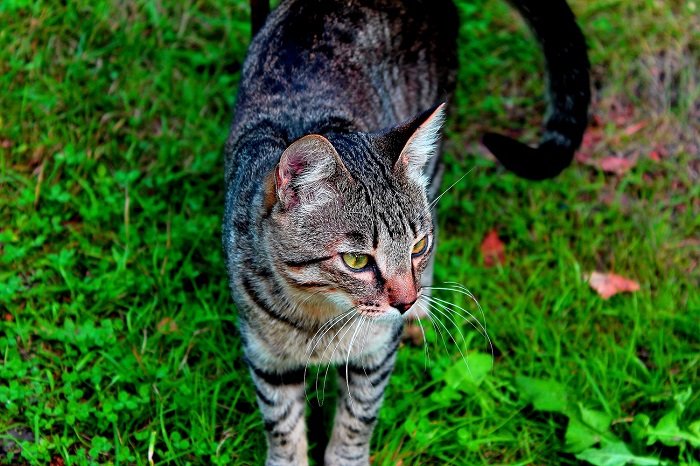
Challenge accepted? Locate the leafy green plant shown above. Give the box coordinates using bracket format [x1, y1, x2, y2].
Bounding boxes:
[517, 377, 699, 465]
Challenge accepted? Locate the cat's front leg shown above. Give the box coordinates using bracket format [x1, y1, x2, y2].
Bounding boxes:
[245, 353, 309, 466]
[325, 336, 400, 466]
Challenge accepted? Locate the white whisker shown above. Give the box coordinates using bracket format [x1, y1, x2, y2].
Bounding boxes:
[421, 297, 470, 345]
[424, 285, 493, 357]
[425, 294, 485, 338]
[358, 317, 377, 390]
[428, 295, 493, 359]
[413, 303, 432, 370]
[420, 298, 471, 374]
[419, 299, 451, 357]
[442, 281, 489, 330]
[304, 312, 353, 401]
[311, 310, 357, 404]
[344, 315, 367, 411]
[427, 167, 474, 211]
[320, 315, 362, 405]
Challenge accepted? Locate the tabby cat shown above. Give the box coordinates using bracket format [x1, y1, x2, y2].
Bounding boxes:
[222, 0, 590, 464]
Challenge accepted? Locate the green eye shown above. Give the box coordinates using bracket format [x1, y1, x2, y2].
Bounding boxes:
[412, 236, 428, 256]
[342, 253, 370, 270]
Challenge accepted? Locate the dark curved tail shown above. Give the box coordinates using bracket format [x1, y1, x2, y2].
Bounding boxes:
[251, 0, 270, 36]
[483, 0, 590, 180]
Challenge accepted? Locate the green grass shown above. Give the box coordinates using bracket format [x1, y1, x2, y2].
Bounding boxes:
[1, 0, 698, 465]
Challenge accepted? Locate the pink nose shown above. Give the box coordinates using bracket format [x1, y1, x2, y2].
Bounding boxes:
[387, 277, 417, 314]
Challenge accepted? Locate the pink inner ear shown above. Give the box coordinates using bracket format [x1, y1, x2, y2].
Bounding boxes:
[276, 152, 307, 209]
[276, 164, 299, 209]
[277, 152, 305, 190]
[275, 165, 285, 191]
[286, 153, 307, 175]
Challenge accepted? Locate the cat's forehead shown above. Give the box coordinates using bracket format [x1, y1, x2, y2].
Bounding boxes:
[341, 183, 431, 241]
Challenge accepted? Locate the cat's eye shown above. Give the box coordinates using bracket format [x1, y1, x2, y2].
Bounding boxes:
[342, 252, 370, 270]
[411, 236, 428, 256]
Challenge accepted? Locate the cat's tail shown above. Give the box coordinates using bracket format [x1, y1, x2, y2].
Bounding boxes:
[250, 0, 270, 36]
[483, 0, 590, 180]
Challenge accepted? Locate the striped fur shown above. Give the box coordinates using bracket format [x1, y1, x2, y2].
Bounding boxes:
[223, 0, 589, 464]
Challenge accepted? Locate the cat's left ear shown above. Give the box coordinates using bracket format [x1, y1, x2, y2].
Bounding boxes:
[273, 134, 350, 211]
[376, 103, 446, 185]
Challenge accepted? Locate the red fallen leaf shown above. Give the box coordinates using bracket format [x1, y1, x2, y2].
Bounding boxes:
[481, 229, 505, 267]
[575, 129, 604, 163]
[649, 145, 667, 162]
[598, 156, 636, 175]
[623, 121, 647, 136]
[586, 271, 640, 299]
[156, 317, 178, 334]
[581, 129, 604, 148]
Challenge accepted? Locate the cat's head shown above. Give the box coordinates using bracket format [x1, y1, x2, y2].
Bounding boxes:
[263, 104, 445, 321]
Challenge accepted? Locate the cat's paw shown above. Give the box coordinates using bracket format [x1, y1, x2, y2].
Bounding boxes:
[324, 447, 370, 466]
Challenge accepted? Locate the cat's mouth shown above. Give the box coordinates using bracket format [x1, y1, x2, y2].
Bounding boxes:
[356, 290, 422, 319]
[356, 306, 387, 318]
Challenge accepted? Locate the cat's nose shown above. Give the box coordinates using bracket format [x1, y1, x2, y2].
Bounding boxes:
[387, 276, 417, 314]
[391, 299, 417, 314]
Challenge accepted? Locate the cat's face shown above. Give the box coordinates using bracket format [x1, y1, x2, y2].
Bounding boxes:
[264, 105, 444, 321]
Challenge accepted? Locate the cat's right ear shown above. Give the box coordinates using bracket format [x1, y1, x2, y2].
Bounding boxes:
[372, 103, 446, 186]
[274, 134, 349, 211]
[394, 103, 445, 185]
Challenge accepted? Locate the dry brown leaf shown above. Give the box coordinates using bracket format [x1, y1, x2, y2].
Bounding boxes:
[586, 271, 640, 299]
[481, 229, 505, 267]
[157, 317, 178, 334]
[575, 128, 604, 163]
[598, 156, 636, 175]
[402, 322, 425, 346]
[623, 121, 648, 136]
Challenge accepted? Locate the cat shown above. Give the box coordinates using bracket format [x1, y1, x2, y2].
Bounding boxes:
[222, 1, 590, 465]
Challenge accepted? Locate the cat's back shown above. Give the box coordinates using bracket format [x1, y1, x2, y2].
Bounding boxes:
[222, 0, 458, 247]
[229, 0, 458, 146]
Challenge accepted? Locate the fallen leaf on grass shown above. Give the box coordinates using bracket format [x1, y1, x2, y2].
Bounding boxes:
[156, 317, 178, 334]
[481, 229, 505, 267]
[403, 321, 425, 346]
[575, 129, 604, 163]
[581, 128, 604, 148]
[623, 121, 647, 136]
[578, 148, 637, 175]
[586, 272, 640, 299]
[598, 156, 636, 175]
